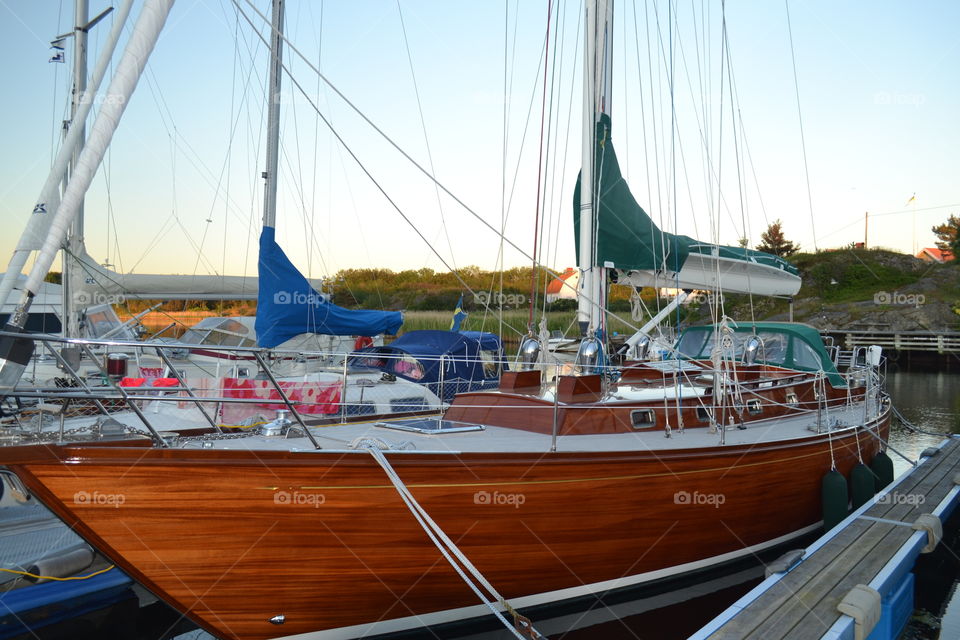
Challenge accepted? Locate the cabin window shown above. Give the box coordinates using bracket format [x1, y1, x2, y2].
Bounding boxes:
[630, 409, 657, 429]
[391, 397, 429, 413]
[352, 354, 387, 369]
[218, 319, 250, 335]
[747, 399, 763, 415]
[696, 407, 711, 422]
[348, 402, 376, 416]
[675, 331, 709, 358]
[786, 392, 799, 406]
[792, 339, 822, 370]
[392, 356, 425, 381]
[479, 350, 501, 379]
[210, 331, 243, 346]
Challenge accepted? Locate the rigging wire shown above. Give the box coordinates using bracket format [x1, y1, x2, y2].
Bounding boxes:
[641, 0, 665, 313]
[233, 2, 529, 338]
[528, 0, 554, 330]
[396, 0, 458, 274]
[233, 0, 648, 340]
[309, 0, 323, 291]
[50, 0, 65, 168]
[490, 0, 517, 339]
[545, 1, 580, 294]
[721, 1, 755, 325]
[482, 1, 551, 332]
[784, 0, 818, 251]
[235, 0, 539, 289]
[541, 0, 576, 320]
[220, 5, 242, 316]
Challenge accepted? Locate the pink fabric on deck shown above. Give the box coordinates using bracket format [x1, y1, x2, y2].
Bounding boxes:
[219, 377, 342, 424]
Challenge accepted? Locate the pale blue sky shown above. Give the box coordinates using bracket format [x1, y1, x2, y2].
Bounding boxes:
[0, 0, 957, 282]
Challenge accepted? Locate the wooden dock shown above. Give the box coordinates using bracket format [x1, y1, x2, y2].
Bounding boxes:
[824, 329, 960, 354]
[693, 436, 960, 640]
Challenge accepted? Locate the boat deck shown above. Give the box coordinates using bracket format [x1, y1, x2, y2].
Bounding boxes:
[179, 402, 871, 453]
[692, 436, 960, 640]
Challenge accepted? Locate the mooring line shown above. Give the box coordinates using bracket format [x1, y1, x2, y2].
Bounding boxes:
[366, 446, 544, 639]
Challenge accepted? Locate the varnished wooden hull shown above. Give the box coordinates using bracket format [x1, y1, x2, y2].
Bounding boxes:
[3, 415, 888, 639]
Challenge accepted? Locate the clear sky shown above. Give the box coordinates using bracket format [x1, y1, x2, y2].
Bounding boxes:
[0, 0, 957, 283]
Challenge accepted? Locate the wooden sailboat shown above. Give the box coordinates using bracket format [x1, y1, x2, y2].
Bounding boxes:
[0, 1, 892, 640]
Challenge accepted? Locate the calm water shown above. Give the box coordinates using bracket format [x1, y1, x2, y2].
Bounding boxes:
[886, 370, 960, 640]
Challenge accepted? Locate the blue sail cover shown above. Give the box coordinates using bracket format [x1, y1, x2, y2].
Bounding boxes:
[255, 227, 403, 348]
[348, 330, 504, 402]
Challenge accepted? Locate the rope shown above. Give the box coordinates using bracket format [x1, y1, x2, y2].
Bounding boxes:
[365, 447, 543, 640]
[891, 403, 952, 438]
[0, 565, 115, 582]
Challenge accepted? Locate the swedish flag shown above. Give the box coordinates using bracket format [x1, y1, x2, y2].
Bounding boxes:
[450, 294, 468, 331]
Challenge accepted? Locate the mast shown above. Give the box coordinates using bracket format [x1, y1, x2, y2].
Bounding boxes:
[62, 0, 89, 338]
[577, 0, 613, 337]
[0, 0, 176, 389]
[0, 1, 127, 314]
[261, 0, 284, 229]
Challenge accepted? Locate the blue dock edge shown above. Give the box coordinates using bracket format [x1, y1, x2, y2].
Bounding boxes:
[691, 437, 960, 640]
[0, 567, 134, 638]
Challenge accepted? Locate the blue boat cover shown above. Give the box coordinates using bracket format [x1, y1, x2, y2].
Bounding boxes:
[349, 330, 504, 402]
[256, 227, 403, 348]
[0, 568, 133, 637]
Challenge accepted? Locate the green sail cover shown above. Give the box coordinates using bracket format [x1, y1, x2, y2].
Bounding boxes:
[573, 115, 798, 277]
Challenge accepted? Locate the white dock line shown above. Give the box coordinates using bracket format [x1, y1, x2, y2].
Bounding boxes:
[365, 446, 544, 640]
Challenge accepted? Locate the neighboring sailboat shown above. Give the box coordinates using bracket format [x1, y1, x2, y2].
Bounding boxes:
[0, 0, 404, 395]
[0, 3, 893, 640]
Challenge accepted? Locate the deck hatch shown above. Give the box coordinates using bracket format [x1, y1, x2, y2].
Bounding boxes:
[374, 418, 485, 435]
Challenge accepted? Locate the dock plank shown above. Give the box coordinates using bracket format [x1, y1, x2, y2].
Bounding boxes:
[712, 448, 940, 638]
[782, 440, 960, 639]
[710, 437, 960, 639]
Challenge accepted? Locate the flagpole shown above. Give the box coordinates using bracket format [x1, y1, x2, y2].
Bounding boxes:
[909, 193, 917, 254]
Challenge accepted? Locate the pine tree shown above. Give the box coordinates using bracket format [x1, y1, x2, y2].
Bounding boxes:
[931, 214, 959, 262]
[756, 220, 799, 257]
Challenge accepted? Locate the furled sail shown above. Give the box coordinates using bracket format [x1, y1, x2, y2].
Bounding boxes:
[255, 227, 402, 348]
[66, 246, 263, 301]
[573, 115, 801, 296]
